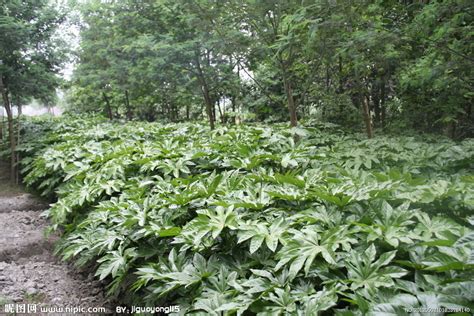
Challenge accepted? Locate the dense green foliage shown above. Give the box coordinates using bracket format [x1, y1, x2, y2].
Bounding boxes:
[0, 0, 67, 106]
[15, 116, 474, 314]
[69, 0, 473, 138]
[2, 1, 473, 313]
[1, 0, 69, 181]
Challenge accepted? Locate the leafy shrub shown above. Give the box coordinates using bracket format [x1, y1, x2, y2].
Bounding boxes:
[15, 116, 474, 314]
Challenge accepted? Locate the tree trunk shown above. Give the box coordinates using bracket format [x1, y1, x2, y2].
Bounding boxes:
[338, 56, 344, 94]
[0, 76, 16, 182]
[380, 80, 386, 128]
[171, 103, 177, 122]
[125, 90, 132, 120]
[362, 94, 374, 138]
[231, 96, 237, 125]
[0, 106, 3, 141]
[216, 98, 224, 124]
[102, 92, 113, 120]
[372, 84, 381, 128]
[222, 98, 226, 123]
[326, 63, 330, 91]
[15, 103, 21, 184]
[212, 103, 216, 124]
[282, 72, 297, 127]
[194, 48, 215, 130]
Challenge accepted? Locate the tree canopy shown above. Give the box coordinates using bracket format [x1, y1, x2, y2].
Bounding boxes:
[66, 0, 473, 138]
[1, 0, 68, 181]
[0, 0, 67, 104]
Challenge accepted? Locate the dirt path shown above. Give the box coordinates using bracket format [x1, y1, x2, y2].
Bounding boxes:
[0, 162, 111, 314]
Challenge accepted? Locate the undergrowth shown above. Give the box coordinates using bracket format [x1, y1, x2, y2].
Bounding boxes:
[6, 115, 474, 315]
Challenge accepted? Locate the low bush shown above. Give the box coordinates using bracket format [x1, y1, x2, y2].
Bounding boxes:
[14, 116, 474, 314]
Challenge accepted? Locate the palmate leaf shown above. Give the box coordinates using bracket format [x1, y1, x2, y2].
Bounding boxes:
[160, 254, 220, 295]
[258, 288, 297, 316]
[134, 249, 186, 290]
[193, 293, 229, 316]
[421, 246, 474, 272]
[275, 224, 357, 278]
[346, 245, 407, 293]
[302, 289, 338, 315]
[240, 269, 292, 296]
[237, 218, 287, 253]
[215, 295, 255, 316]
[455, 232, 474, 247]
[414, 212, 462, 241]
[368, 293, 418, 315]
[289, 205, 345, 227]
[222, 185, 273, 210]
[48, 198, 73, 226]
[454, 229, 474, 264]
[91, 228, 125, 253]
[96, 246, 138, 280]
[275, 227, 339, 278]
[59, 231, 97, 262]
[176, 205, 238, 248]
[311, 188, 352, 207]
[195, 268, 255, 315]
[274, 172, 306, 188]
[98, 179, 124, 196]
[360, 201, 422, 247]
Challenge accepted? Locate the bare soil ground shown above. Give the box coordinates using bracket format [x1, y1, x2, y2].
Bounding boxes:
[0, 161, 112, 314]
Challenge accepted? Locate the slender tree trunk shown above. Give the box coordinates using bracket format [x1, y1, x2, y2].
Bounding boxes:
[449, 122, 456, 139]
[282, 71, 297, 127]
[362, 94, 374, 138]
[102, 92, 113, 120]
[222, 98, 226, 123]
[186, 104, 190, 120]
[7, 106, 15, 182]
[15, 103, 21, 184]
[338, 57, 345, 115]
[326, 63, 330, 91]
[213, 103, 217, 124]
[372, 84, 381, 128]
[338, 56, 344, 94]
[194, 48, 215, 130]
[231, 96, 236, 112]
[231, 96, 237, 124]
[380, 80, 386, 128]
[162, 92, 169, 120]
[171, 103, 177, 122]
[0, 106, 3, 141]
[216, 98, 224, 124]
[0, 76, 16, 181]
[125, 90, 132, 120]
